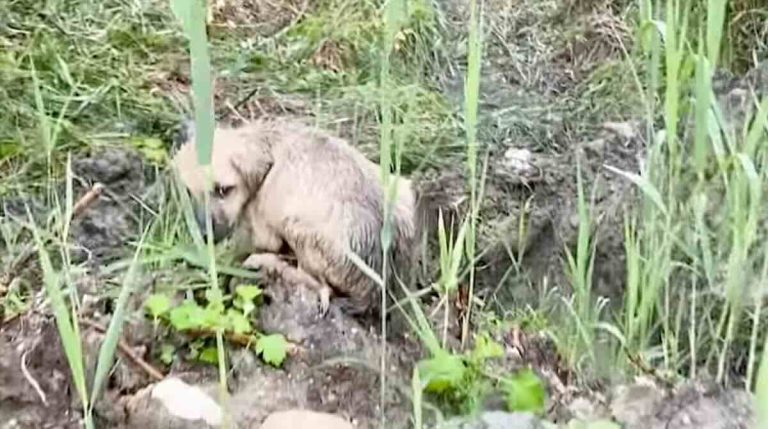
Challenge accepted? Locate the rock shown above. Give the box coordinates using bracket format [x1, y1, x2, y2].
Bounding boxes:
[123, 377, 222, 429]
[610, 379, 755, 429]
[503, 148, 535, 175]
[567, 396, 610, 422]
[609, 378, 663, 427]
[259, 409, 354, 429]
[435, 411, 542, 429]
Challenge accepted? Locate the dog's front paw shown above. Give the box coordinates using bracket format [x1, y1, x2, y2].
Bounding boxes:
[317, 285, 331, 318]
[243, 253, 280, 270]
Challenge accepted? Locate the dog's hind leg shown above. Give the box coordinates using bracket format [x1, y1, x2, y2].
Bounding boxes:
[243, 252, 332, 316]
[280, 217, 379, 317]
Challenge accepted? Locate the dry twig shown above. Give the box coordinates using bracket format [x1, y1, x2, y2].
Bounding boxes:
[80, 318, 165, 382]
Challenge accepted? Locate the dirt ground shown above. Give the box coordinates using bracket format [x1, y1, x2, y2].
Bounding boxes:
[0, 0, 764, 428]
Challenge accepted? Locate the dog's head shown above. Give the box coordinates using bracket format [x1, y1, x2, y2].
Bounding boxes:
[171, 120, 274, 243]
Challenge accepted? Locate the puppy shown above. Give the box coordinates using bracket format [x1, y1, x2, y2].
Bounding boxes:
[171, 117, 420, 317]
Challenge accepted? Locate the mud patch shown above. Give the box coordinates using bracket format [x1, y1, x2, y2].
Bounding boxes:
[69, 146, 158, 263]
[0, 313, 81, 428]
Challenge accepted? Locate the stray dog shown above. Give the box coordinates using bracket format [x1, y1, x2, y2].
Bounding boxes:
[171, 117, 420, 317]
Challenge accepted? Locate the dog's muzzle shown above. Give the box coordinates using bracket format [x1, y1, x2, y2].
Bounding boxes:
[194, 205, 231, 243]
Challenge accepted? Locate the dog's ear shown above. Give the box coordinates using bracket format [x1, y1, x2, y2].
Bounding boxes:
[229, 143, 274, 193]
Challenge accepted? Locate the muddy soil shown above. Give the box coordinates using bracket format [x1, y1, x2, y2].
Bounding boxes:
[0, 144, 420, 429]
[1, 0, 765, 428]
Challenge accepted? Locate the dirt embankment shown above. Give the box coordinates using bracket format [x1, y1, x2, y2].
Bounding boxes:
[1, 0, 765, 428]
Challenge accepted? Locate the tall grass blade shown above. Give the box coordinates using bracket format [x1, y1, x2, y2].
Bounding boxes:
[461, 0, 483, 347]
[604, 165, 668, 216]
[705, 0, 727, 68]
[744, 97, 768, 157]
[693, 49, 711, 177]
[378, 1, 408, 424]
[756, 334, 768, 427]
[26, 207, 90, 428]
[29, 59, 53, 162]
[345, 249, 441, 356]
[88, 226, 151, 414]
[170, 0, 229, 425]
[412, 367, 423, 429]
[170, 0, 214, 166]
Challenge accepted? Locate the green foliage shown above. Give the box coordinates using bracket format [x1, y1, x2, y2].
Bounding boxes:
[28, 209, 91, 428]
[470, 334, 505, 362]
[23, 158, 149, 429]
[415, 332, 548, 416]
[419, 351, 468, 394]
[233, 285, 262, 318]
[142, 284, 285, 368]
[145, 294, 172, 320]
[255, 334, 289, 368]
[127, 137, 168, 166]
[160, 344, 176, 366]
[614, 0, 768, 385]
[501, 368, 547, 414]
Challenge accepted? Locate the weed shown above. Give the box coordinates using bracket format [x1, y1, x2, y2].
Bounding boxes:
[23, 157, 147, 429]
[606, 0, 768, 388]
[143, 285, 289, 368]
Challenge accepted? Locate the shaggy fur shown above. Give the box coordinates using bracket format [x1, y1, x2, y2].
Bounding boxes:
[171, 117, 420, 316]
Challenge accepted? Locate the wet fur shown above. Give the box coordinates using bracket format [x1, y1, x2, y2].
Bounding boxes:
[171, 117, 420, 315]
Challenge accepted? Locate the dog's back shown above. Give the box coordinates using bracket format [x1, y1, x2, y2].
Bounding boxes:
[235, 118, 419, 313]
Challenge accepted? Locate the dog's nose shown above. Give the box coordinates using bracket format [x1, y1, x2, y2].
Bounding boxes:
[194, 207, 208, 237]
[194, 205, 229, 243]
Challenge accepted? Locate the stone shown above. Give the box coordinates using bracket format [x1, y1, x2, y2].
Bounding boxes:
[123, 377, 222, 429]
[609, 378, 662, 427]
[435, 411, 541, 429]
[259, 409, 354, 429]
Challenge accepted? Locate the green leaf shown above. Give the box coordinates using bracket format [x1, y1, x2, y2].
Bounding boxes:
[169, 301, 207, 331]
[145, 294, 172, 319]
[201, 306, 225, 330]
[128, 137, 168, 165]
[198, 347, 219, 365]
[418, 351, 467, 393]
[502, 368, 546, 414]
[205, 288, 225, 312]
[236, 285, 263, 301]
[234, 285, 262, 316]
[27, 207, 89, 414]
[471, 334, 504, 362]
[170, 0, 214, 166]
[160, 344, 175, 365]
[256, 334, 289, 367]
[227, 309, 252, 335]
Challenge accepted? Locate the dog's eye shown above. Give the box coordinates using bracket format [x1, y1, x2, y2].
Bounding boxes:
[213, 184, 234, 198]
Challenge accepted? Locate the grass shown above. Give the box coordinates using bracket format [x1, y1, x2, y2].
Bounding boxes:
[23, 154, 148, 429]
[595, 0, 768, 388]
[1, 0, 768, 427]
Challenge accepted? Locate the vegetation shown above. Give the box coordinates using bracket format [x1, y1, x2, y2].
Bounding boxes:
[0, 0, 766, 427]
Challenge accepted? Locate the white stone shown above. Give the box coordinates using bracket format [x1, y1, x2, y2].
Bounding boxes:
[150, 377, 223, 426]
[260, 409, 353, 429]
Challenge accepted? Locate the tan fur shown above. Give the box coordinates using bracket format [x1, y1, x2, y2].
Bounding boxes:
[171, 117, 419, 315]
